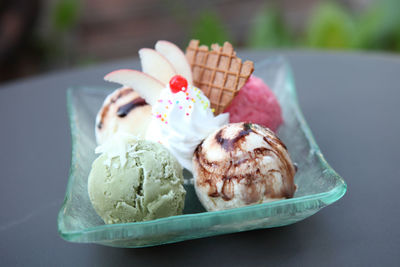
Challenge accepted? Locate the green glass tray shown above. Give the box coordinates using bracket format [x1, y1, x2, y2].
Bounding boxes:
[57, 57, 346, 248]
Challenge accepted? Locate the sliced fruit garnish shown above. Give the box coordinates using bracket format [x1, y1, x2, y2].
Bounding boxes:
[155, 40, 193, 85]
[104, 69, 164, 106]
[139, 48, 176, 85]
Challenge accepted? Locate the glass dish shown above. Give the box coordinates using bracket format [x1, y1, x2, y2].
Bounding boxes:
[57, 57, 347, 248]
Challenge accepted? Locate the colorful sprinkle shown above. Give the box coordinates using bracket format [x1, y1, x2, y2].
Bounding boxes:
[186, 97, 189, 100]
[176, 100, 179, 104]
[163, 114, 167, 118]
[189, 105, 192, 109]
[186, 113, 189, 116]
[156, 114, 161, 118]
[211, 108, 215, 113]
[161, 118, 164, 122]
[165, 106, 169, 109]
[179, 106, 183, 109]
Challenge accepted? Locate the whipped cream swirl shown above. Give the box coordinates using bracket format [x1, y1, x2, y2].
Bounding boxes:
[146, 85, 229, 171]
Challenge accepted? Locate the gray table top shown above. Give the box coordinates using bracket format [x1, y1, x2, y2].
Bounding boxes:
[1, 51, 399, 266]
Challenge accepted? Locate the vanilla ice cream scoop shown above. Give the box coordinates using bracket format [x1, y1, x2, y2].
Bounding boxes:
[95, 87, 152, 144]
[193, 122, 296, 211]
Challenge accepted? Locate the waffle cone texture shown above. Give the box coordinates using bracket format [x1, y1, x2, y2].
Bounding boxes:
[186, 40, 254, 115]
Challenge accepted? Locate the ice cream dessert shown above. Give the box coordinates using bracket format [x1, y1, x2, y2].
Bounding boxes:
[88, 132, 186, 224]
[96, 39, 296, 216]
[95, 87, 152, 144]
[185, 40, 283, 132]
[96, 40, 193, 144]
[192, 122, 296, 211]
[224, 76, 283, 132]
[145, 76, 229, 171]
[103, 41, 229, 171]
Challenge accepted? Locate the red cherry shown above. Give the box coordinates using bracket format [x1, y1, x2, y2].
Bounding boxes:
[169, 75, 188, 93]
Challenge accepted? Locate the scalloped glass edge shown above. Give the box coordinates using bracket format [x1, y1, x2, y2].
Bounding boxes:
[57, 56, 347, 248]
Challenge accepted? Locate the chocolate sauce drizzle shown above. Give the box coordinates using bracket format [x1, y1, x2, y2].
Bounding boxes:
[97, 88, 148, 129]
[215, 123, 253, 151]
[116, 97, 147, 118]
[97, 88, 133, 129]
[194, 123, 297, 203]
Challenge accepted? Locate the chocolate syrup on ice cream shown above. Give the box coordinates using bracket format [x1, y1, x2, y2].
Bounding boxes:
[117, 97, 147, 118]
[193, 122, 296, 206]
[97, 88, 148, 129]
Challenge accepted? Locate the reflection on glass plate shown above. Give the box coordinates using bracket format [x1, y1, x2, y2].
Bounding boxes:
[57, 57, 346, 248]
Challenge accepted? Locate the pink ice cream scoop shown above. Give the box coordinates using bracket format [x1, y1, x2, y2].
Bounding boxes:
[224, 75, 283, 132]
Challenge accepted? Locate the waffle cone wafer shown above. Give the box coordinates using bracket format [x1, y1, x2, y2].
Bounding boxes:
[186, 40, 254, 114]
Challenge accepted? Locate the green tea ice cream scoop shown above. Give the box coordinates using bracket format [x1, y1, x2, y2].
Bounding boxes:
[88, 134, 186, 224]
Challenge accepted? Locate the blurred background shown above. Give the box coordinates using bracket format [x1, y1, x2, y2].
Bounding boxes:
[1, 0, 400, 83]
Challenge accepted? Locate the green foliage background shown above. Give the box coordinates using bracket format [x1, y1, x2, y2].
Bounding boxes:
[41, 0, 400, 69]
[190, 0, 400, 52]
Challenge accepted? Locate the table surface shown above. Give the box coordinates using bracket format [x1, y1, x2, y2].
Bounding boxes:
[1, 50, 399, 266]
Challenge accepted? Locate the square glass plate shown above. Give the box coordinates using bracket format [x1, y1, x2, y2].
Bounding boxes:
[57, 56, 346, 248]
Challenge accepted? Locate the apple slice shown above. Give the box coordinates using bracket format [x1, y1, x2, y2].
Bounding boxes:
[155, 40, 193, 85]
[138, 48, 176, 85]
[104, 69, 164, 106]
